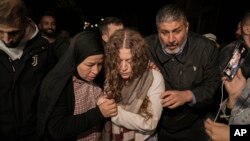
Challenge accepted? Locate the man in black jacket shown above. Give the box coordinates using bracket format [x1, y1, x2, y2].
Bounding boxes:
[145, 4, 221, 141]
[0, 0, 67, 140]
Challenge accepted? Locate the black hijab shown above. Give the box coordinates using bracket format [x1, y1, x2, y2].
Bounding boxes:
[37, 31, 104, 137]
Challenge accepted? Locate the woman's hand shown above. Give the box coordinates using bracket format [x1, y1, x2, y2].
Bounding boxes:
[204, 118, 229, 141]
[98, 96, 117, 117]
[222, 69, 246, 108]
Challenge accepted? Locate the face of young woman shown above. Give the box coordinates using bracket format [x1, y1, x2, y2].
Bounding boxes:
[118, 48, 132, 80]
[77, 54, 104, 82]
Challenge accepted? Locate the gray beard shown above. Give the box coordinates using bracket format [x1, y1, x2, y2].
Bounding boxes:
[165, 46, 182, 54]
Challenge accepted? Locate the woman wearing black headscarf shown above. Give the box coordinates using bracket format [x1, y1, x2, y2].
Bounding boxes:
[37, 31, 117, 141]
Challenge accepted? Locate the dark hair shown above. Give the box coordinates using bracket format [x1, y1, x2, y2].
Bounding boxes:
[39, 11, 57, 23]
[98, 17, 123, 35]
[241, 11, 250, 27]
[0, 0, 27, 25]
[156, 4, 187, 26]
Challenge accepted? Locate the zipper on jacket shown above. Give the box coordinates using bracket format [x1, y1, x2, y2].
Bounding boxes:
[9, 57, 15, 72]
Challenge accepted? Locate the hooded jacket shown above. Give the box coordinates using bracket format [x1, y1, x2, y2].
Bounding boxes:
[0, 20, 66, 140]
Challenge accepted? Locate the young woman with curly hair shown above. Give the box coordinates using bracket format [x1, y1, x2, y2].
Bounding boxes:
[104, 28, 165, 141]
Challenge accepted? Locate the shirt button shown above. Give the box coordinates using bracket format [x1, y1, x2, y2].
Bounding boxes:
[179, 71, 182, 75]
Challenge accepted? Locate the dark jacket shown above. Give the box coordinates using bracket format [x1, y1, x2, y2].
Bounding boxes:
[49, 38, 70, 63]
[0, 33, 66, 140]
[146, 32, 221, 132]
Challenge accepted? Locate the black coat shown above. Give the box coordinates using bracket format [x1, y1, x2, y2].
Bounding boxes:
[0, 33, 66, 140]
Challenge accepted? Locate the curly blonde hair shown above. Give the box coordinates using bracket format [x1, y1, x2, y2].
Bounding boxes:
[104, 28, 152, 120]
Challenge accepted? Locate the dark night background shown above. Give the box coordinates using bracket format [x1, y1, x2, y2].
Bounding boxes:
[24, 0, 250, 45]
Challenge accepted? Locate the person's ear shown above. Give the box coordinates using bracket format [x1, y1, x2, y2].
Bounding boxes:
[102, 34, 109, 43]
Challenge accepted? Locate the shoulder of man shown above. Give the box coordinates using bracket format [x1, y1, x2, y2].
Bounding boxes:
[25, 34, 49, 53]
[145, 34, 158, 43]
[188, 32, 218, 52]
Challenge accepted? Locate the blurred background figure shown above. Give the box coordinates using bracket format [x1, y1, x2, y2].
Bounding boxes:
[57, 29, 71, 42]
[235, 21, 242, 39]
[98, 16, 124, 43]
[241, 11, 250, 48]
[38, 11, 57, 44]
[38, 11, 68, 61]
[203, 33, 220, 48]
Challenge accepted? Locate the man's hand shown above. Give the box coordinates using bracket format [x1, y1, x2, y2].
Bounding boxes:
[148, 61, 160, 72]
[160, 90, 193, 109]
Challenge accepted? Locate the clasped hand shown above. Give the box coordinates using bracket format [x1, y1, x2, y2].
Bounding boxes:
[97, 96, 118, 118]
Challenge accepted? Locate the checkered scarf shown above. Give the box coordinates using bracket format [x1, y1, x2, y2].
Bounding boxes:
[230, 78, 250, 124]
[73, 76, 103, 141]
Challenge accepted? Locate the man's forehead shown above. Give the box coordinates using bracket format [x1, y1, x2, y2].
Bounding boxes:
[0, 23, 23, 32]
[158, 20, 186, 30]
